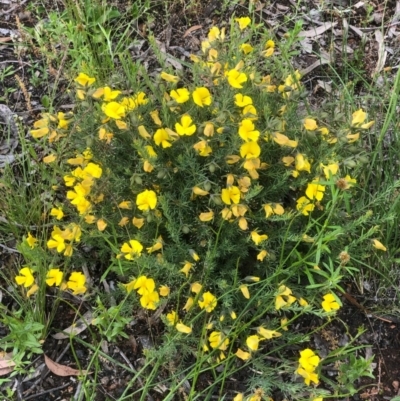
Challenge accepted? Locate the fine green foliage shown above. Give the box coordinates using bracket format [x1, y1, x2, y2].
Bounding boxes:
[1, 3, 400, 400]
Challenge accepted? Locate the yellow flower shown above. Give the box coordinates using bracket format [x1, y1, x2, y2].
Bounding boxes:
[154, 128, 172, 148]
[240, 141, 261, 159]
[235, 16, 251, 30]
[295, 367, 319, 386]
[295, 154, 311, 173]
[190, 249, 200, 261]
[236, 348, 251, 361]
[180, 261, 193, 277]
[140, 290, 159, 310]
[160, 71, 180, 83]
[275, 285, 296, 310]
[30, 127, 49, 138]
[47, 228, 66, 253]
[241, 43, 254, 54]
[304, 118, 318, 131]
[175, 114, 196, 136]
[66, 271, 87, 295]
[101, 102, 126, 120]
[150, 110, 163, 126]
[27, 283, 39, 298]
[118, 201, 132, 209]
[239, 284, 250, 299]
[227, 69, 247, 89]
[190, 282, 202, 294]
[299, 348, 320, 371]
[199, 210, 214, 222]
[192, 87, 212, 107]
[93, 86, 121, 101]
[238, 119, 260, 142]
[299, 297, 309, 307]
[98, 127, 114, 143]
[257, 327, 282, 339]
[50, 207, 64, 220]
[170, 88, 190, 103]
[321, 162, 339, 179]
[176, 322, 192, 334]
[346, 132, 360, 143]
[166, 310, 177, 326]
[46, 268, 63, 286]
[242, 104, 257, 120]
[246, 335, 260, 351]
[97, 218, 107, 231]
[238, 217, 248, 230]
[132, 217, 145, 229]
[146, 236, 163, 253]
[235, 94, 253, 108]
[263, 40, 275, 57]
[193, 140, 212, 156]
[133, 276, 155, 295]
[183, 297, 194, 311]
[118, 217, 129, 226]
[296, 196, 315, 216]
[136, 189, 157, 211]
[159, 285, 170, 296]
[43, 154, 56, 163]
[321, 293, 340, 312]
[233, 393, 244, 401]
[351, 108, 366, 126]
[74, 73, 95, 86]
[209, 331, 229, 350]
[372, 239, 387, 251]
[251, 231, 268, 245]
[26, 232, 38, 249]
[257, 250, 268, 261]
[221, 186, 241, 205]
[120, 239, 143, 260]
[198, 291, 217, 312]
[208, 26, 220, 42]
[15, 267, 35, 287]
[203, 122, 214, 137]
[306, 181, 325, 201]
[272, 132, 298, 148]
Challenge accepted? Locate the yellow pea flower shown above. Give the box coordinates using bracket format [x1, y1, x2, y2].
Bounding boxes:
[235, 16, 251, 30]
[246, 335, 260, 351]
[160, 71, 180, 83]
[15, 267, 35, 287]
[75, 73, 95, 86]
[321, 293, 341, 312]
[176, 322, 192, 334]
[136, 189, 157, 211]
[198, 291, 217, 312]
[221, 186, 241, 205]
[46, 268, 63, 286]
[26, 232, 38, 249]
[192, 87, 212, 107]
[372, 239, 387, 251]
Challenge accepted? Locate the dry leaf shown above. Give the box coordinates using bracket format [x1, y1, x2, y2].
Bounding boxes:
[183, 25, 202, 38]
[373, 30, 387, 76]
[0, 37, 12, 43]
[298, 22, 337, 38]
[52, 310, 92, 339]
[0, 352, 15, 376]
[44, 355, 87, 377]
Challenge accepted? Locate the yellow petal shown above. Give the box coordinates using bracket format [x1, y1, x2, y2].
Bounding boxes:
[176, 322, 192, 334]
[239, 284, 250, 299]
[97, 218, 107, 231]
[43, 154, 56, 163]
[372, 239, 387, 251]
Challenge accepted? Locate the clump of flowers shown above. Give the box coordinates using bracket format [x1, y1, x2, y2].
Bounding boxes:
[16, 14, 383, 401]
